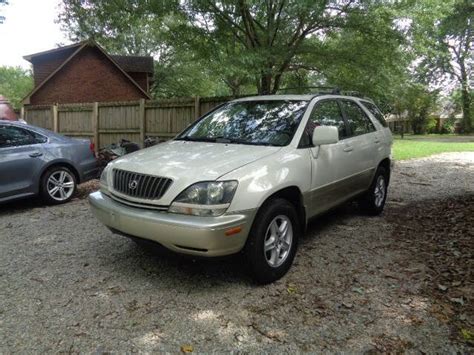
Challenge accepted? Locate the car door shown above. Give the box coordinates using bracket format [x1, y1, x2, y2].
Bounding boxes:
[338, 99, 379, 192]
[0, 124, 48, 200]
[301, 99, 357, 217]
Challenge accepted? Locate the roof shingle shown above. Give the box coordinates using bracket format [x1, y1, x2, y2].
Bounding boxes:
[111, 55, 154, 74]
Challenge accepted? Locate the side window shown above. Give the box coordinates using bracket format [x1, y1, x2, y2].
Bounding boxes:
[361, 101, 388, 127]
[340, 100, 376, 136]
[300, 100, 348, 147]
[0, 125, 37, 148]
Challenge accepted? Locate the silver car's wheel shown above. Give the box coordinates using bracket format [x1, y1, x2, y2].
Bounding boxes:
[374, 175, 386, 208]
[244, 198, 300, 284]
[359, 166, 389, 215]
[264, 215, 293, 268]
[41, 166, 77, 204]
[47, 170, 75, 201]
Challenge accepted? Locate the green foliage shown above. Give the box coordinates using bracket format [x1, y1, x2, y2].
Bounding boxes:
[0, 0, 7, 24]
[59, 0, 411, 99]
[411, 0, 473, 132]
[0, 66, 33, 109]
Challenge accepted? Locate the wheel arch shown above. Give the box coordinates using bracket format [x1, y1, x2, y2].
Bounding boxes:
[377, 157, 391, 183]
[257, 185, 307, 232]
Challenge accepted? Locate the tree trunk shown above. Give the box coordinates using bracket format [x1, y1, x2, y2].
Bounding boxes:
[461, 83, 471, 133]
[260, 72, 273, 95]
[459, 60, 471, 133]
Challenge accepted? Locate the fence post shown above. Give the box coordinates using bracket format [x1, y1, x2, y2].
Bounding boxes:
[139, 99, 146, 148]
[92, 102, 99, 152]
[20, 106, 25, 120]
[194, 96, 200, 120]
[52, 104, 59, 132]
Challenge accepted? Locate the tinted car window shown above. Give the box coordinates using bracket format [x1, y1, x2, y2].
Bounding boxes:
[361, 101, 388, 127]
[340, 100, 375, 136]
[0, 125, 38, 147]
[300, 100, 348, 147]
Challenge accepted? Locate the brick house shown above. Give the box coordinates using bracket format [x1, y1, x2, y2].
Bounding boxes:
[22, 40, 153, 105]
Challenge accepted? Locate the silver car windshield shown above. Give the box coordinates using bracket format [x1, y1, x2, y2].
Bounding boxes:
[177, 100, 308, 147]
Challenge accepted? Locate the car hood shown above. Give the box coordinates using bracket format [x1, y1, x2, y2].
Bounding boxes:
[109, 140, 281, 203]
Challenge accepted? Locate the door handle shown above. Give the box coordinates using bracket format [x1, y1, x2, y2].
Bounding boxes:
[343, 146, 353, 152]
[374, 138, 381, 144]
[29, 152, 43, 158]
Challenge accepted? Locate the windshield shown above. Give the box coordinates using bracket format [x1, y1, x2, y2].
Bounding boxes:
[177, 100, 308, 146]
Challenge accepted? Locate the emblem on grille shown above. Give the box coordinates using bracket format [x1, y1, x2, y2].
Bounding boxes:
[129, 180, 138, 190]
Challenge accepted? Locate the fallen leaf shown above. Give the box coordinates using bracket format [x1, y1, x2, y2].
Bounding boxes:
[181, 345, 193, 353]
[287, 285, 297, 294]
[461, 329, 473, 341]
[352, 287, 364, 295]
[437, 284, 448, 292]
[449, 297, 464, 306]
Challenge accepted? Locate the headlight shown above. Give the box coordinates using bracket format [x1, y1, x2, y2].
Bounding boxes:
[99, 166, 110, 191]
[168, 181, 238, 216]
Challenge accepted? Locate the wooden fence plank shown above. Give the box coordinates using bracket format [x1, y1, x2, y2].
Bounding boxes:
[23, 96, 233, 148]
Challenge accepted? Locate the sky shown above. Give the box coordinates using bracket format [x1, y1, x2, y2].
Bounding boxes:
[0, 0, 69, 69]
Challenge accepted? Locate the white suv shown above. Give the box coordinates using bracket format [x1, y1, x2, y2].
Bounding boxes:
[89, 94, 393, 283]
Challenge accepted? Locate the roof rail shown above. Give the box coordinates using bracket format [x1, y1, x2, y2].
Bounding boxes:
[277, 86, 341, 95]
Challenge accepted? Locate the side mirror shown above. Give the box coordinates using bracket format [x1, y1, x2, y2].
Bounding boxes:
[312, 126, 339, 146]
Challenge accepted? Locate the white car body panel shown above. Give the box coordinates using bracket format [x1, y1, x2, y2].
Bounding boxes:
[90, 94, 393, 257]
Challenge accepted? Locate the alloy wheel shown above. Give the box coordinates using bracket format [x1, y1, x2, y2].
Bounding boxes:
[47, 170, 75, 201]
[263, 215, 293, 268]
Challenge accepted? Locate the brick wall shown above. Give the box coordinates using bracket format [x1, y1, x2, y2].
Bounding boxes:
[29, 46, 148, 105]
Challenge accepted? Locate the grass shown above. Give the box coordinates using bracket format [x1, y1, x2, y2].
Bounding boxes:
[392, 138, 474, 160]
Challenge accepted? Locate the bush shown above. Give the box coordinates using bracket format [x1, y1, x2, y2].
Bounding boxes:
[440, 116, 456, 134]
[426, 117, 438, 134]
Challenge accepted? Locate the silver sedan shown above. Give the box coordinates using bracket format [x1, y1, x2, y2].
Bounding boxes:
[0, 120, 99, 204]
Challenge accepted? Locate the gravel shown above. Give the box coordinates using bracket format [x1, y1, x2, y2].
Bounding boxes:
[1, 152, 473, 353]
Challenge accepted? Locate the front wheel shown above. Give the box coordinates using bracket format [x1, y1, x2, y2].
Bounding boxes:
[40, 166, 77, 204]
[359, 166, 389, 215]
[244, 198, 300, 284]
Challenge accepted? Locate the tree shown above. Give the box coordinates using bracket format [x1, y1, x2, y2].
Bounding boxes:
[181, 0, 364, 94]
[0, 66, 33, 110]
[58, 0, 416, 103]
[0, 0, 8, 24]
[412, 0, 473, 132]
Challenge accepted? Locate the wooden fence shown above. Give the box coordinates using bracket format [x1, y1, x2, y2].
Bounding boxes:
[22, 96, 230, 151]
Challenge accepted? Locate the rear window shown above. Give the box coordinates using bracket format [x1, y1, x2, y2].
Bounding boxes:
[361, 101, 388, 127]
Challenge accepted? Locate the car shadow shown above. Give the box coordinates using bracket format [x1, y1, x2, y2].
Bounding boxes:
[99, 201, 364, 287]
[0, 196, 45, 216]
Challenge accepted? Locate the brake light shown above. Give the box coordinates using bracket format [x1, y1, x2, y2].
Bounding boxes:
[89, 142, 96, 155]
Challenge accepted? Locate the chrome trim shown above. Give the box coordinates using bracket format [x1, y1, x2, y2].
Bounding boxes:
[112, 168, 172, 200]
[106, 191, 169, 211]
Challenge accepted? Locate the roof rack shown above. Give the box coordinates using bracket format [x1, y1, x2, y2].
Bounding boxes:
[276, 87, 371, 99]
[277, 86, 341, 95]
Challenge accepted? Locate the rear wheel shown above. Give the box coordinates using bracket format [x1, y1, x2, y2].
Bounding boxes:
[245, 198, 300, 284]
[359, 166, 389, 215]
[40, 166, 77, 204]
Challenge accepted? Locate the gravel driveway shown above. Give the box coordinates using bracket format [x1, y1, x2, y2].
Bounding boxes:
[1, 152, 473, 353]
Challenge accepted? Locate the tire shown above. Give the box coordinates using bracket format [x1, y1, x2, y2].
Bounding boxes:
[244, 198, 300, 284]
[359, 166, 389, 215]
[40, 166, 77, 205]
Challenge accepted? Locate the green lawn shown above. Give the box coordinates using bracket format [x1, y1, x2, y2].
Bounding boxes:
[392, 138, 474, 160]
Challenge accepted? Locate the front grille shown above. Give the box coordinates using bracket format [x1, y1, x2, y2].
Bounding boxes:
[112, 169, 172, 200]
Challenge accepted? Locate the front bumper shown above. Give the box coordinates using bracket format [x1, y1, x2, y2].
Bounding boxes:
[88, 191, 256, 256]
